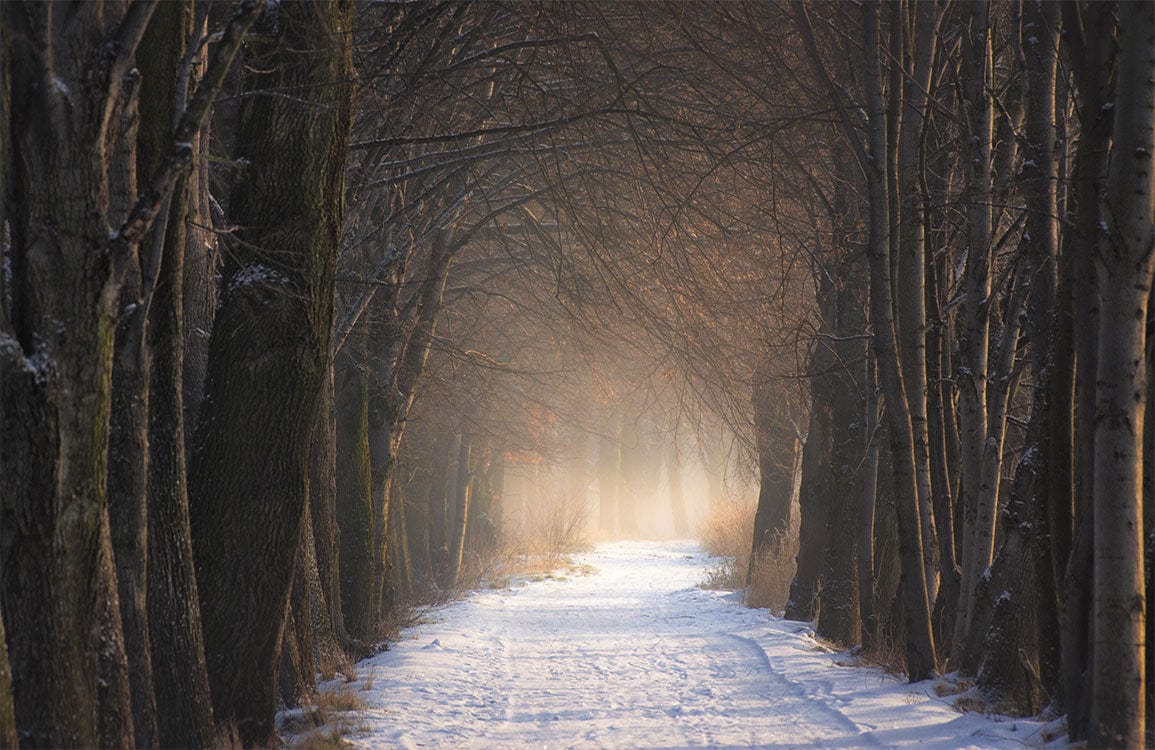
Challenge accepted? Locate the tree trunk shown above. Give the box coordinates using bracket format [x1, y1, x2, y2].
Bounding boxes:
[278, 544, 317, 709]
[953, 0, 996, 663]
[310, 359, 356, 657]
[1060, 1, 1116, 733]
[785, 402, 831, 622]
[446, 430, 473, 590]
[336, 358, 376, 640]
[1013, 0, 1061, 700]
[1090, 3, 1154, 743]
[895, 0, 941, 603]
[858, 353, 880, 651]
[860, 0, 937, 681]
[428, 435, 454, 585]
[188, 2, 353, 742]
[749, 371, 796, 583]
[106, 52, 158, 750]
[1, 3, 159, 743]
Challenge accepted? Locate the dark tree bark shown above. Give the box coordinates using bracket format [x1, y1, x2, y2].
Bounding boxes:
[1090, 2, 1154, 744]
[278, 547, 317, 709]
[858, 353, 881, 651]
[138, 5, 218, 746]
[973, 5, 1064, 680]
[1, 3, 158, 745]
[785, 400, 831, 622]
[859, 0, 938, 681]
[953, 0, 997, 662]
[106, 46, 158, 750]
[310, 358, 355, 659]
[816, 271, 868, 646]
[894, 0, 941, 602]
[336, 356, 376, 640]
[1060, 0, 1117, 736]
[445, 430, 474, 590]
[427, 435, 454, 584]
[188, 1, 353, 743]
[748, 370, 796, 584]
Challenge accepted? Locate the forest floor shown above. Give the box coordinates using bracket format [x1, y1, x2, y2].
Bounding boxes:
[289, 540, 1066, 748]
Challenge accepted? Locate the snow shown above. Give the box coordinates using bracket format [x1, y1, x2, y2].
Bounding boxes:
[298, 540, 1065, 748]
[227, 264, 289, 293]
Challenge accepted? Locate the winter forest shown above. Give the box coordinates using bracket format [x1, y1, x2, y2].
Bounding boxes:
[0, 0, 1153, 747]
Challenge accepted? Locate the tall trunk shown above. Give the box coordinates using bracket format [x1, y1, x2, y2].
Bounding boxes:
[278, 544, 316, 709]
[427, 435, 454, 583]
[953, 0, 995, 663]
[1061, 1, 1116, 735]
[188, 2, 353, 742]
[1090, 3, 1154, 744]
[472, 447, 501, 556]
[446, 430, 473, 590]
[336, 358, 376, 640]
[817, 220, 869, 646]
[749, 371, 796, 581]
[388, 473, 413, 604]
[926, 225, 959, 644]
[404, 443, 434, 585]
[106, 53, 157, 749]
[973, 6, 1062, 691]
[858, 352, 880, 651]
[784, 400, 831, 622]
[310, 359, 355, 656]
[895, 0, 941, 602]
[1017, 0, 1062, 696]
[860, 0, 937, 681]
[146, 109, 217, 750]
[135, 5, 218, 746]
[0, 3, 159, 743]
[372, 232, 454, 602]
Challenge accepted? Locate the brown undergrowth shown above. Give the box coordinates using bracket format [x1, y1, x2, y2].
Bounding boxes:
[698, 499, 799, 613]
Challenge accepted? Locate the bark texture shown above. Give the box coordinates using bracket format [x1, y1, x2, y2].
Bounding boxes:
[188, 2, 353, 742]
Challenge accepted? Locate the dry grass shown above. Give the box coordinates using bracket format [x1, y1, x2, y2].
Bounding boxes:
[317, 652, 355, 683]
[449, 487, 592, 593]
[292, 717, 370, 750]
[315, 687, 365, 715]
[697, 499, 798, 613]
[512, 488, 592, 563]
[281, 686, 368, 747]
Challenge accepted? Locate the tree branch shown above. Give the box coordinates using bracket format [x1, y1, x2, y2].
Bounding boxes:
[112, 0, 264, 252]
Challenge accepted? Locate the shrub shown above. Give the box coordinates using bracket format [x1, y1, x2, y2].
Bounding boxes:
[698, 499, 798, 614]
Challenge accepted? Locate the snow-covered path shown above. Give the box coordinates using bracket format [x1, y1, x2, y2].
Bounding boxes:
[321, 540, 1059, 749]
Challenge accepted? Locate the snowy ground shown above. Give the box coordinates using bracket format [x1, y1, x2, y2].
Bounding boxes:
[299, 540, 1065, 748]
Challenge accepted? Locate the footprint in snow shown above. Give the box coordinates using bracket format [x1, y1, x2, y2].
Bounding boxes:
[422, 639, 443, 650]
